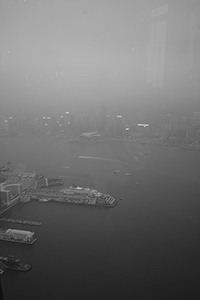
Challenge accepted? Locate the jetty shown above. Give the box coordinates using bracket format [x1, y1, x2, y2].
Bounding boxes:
[0, 218, 42, 226]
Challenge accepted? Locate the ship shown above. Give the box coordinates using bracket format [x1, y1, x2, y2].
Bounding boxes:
[0, 255, 32, 274]
[25, 185, 118, 207]
[113, 170, 120, 174]
[0, 228, 37, 244]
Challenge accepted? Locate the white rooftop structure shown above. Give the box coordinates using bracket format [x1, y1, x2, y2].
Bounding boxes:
[79, 132, 101, 139]
[9, 229, 34, 237]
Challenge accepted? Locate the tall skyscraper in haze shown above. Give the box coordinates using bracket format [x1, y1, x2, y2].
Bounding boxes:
[147, 0, 200, 110]
[69, 113, 76, 132]
[147, 1, 168, 89]
[99, 104, 106, 133]
[115, 115, 124, 137]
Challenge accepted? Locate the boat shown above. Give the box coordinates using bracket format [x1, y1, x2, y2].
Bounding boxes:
[125, 173, 132, 176]
[0, 255, 32, 273]
[0, 268, 4, 275]
[39, 198, 49, 202]
[113, 170, 120, 174]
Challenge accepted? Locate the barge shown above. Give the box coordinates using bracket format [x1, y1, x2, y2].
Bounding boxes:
[0, 228, 37, 244]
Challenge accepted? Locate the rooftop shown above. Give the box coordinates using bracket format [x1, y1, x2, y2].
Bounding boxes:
[0, 173, 36, 188]
[79, 132, 101, 138]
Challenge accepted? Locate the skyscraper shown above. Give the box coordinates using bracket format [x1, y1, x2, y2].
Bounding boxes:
[69, 113, 76, 133]
[147, 1, 168, 89]
[99, 104, 106, 133]
[115, 115, 124, 137]
[147, 0, 200, 108]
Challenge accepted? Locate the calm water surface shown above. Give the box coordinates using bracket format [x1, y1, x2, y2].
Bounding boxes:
[0, 137, 200, 300]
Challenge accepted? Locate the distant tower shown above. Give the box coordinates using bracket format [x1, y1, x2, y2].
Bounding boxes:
[147, 0, 200, 111]
[105, 115, 115, 137]
[65, 112, 69, 127]
[136, 111, 146, 124]
[193, 111, 200, 125]
[69, 113, 76, 132]
[180, 116, 188, 128]
[99, 104, 106, 133]
[115, 115, 124, 137]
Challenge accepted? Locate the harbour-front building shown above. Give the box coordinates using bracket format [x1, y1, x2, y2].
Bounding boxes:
[0, 172, 36, 214]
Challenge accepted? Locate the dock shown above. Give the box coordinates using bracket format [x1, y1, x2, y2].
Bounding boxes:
[0, 218, 42, 226]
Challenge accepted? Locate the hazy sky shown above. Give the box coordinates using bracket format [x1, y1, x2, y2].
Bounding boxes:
[0, 0, 199, 115]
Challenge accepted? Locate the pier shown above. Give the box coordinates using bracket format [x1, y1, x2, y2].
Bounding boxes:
[0, 218, 42, 226]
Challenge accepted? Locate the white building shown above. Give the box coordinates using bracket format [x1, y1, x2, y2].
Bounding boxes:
[0, 172, 36, 207]
[79, 132, 101, 140]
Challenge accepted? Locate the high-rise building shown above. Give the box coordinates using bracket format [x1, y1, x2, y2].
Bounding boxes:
[193, 111, 200, 124]
[105, 115, 115, 137]
[115, 115, 124, 137]
[69, 113, 76, 132]
[180, 117, 188, 128]
[170, 115, 180, 132]
[99, 104, 106, 133]
[147, 1, 168, 89]
[147, 0, 200, 108]
[65, 112, 70, 128]
[196, 129, 200, 142]
[136, 111, 146, 124]
[161, 124, 169, 139]
[81, 116, 92, 133]
[190, 117, 197, 126]
[186, 125, 196, 141]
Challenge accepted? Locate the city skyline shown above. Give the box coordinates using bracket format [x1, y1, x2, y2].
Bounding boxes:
[0, 0, 199, 116]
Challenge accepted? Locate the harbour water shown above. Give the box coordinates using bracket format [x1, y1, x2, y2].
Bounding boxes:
[0, 136, 200, 299]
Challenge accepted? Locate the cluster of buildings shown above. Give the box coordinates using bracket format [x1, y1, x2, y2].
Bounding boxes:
[158, 112, 200, 143]
[0, 172, 65, 214]
[0, 0, 200, 141]
[1, 108, 200, 144]
[133, 111, 200, 144]
[0, 172, 37, 214]
[0, 169, 71, 214]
